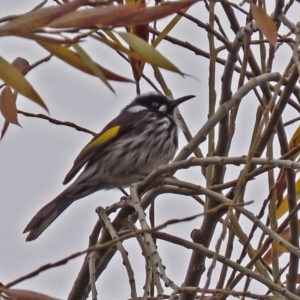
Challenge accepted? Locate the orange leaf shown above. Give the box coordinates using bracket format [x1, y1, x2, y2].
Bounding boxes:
[0, 86, 20, 126]
[250, 3, 277, 46]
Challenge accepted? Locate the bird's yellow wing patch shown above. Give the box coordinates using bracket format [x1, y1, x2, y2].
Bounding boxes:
[94, 126, 121, 146]
[81, 125, 121, 155]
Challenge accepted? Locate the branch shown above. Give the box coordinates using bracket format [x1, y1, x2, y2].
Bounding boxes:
[18, 110, 96, 136]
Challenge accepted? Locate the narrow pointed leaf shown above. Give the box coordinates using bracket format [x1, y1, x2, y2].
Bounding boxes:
[1, 119, 10, 140]
[12, 57, 30, 74]
[250, 3, 277, 46]
[119, 32, 182, 74]
[275, 125, 300, 203]
[31, 0, 48, 11]
[49, 0, 197, 29]
[130, 0, 148, 82]
[120, 0, 197, 26]
[95, 35, 141, 58]
[288, 125, 300, 159]
[1, 288, 60, 300]
[276, 178, 300, 219]
[96, 33, 162, 75]
[0, 56, 47, 112]
[0, 86, 20, 125]
[49, 4, 141, 28]
[152, 6, 190, 47]
[39, 42, 133, 82]
[72, 44, 114, 92]
[0, 0, 88, 33]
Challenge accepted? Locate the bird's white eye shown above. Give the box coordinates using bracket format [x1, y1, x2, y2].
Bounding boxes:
[152, 102, 159, 107]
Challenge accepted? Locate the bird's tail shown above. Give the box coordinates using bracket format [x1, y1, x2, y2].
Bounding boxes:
[23, 182, 92, 241]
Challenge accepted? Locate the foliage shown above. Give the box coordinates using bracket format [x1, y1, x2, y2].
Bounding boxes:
[1, 0, 300, 300]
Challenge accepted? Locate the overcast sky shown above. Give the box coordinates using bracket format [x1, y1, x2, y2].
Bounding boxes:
[1, 1, 300, 299]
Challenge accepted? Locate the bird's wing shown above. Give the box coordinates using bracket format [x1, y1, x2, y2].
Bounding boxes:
[63, 113, 135, 184]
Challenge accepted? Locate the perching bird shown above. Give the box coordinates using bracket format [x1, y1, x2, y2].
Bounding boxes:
[24, 93, 195, 241]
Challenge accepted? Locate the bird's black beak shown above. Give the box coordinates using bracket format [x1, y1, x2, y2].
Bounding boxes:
[170, 95, 195, 109]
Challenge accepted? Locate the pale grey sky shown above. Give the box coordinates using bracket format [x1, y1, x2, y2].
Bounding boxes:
[1, 1, 299, 299]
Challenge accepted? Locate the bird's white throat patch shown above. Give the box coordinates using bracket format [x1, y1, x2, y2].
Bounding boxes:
[159, 104, 167, 113]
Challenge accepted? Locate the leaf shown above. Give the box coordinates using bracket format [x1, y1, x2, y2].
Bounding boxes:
[72, 44, 114, 92]
[96, 30, 148, 80]
[130, 2, 149, 81]
[0, 58, 29, 139]
[288, 125, 300, 160]
[11, 57, 30, 74]
[125, 0, 146, 64]
[0, 86, 20, 125]
[121, 1, 197, 26]
[275, 125, 300, 210]
[263, 219, 300, 264]
[49, 4, 142, 28]
[96, 33, 143, 59]
[275, 168, 286, 202]
[1, 120, 10, 140]
[49, 1, 197, 28]
[250, 3, 277, 46]
[39, 42, 133, 82]
[119, 31, 182, 74]
[276, 179, 300, 219]
[0, 56, 47, 112]
[1, 288, 60, 300]
[0, 0, 88, 34]
[152, 6, 190, 48]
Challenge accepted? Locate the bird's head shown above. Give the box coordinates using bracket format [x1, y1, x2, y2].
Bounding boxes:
[125, 93, 195, 115]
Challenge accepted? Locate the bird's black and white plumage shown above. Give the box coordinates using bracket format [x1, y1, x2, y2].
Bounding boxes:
[23, 93, 195, 241]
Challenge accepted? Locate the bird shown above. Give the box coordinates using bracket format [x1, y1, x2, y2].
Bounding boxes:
[23, 93, 195, 241]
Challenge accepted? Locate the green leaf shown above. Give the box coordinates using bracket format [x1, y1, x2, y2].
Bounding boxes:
[39, 42, 133, 82]
[72, 44, 115, 93]
[0, 56, 47, 112]
[119, 32, 182, 74]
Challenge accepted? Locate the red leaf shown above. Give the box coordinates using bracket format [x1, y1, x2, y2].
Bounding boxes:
[0, 0, 88, 33]
[49, 4, 142, 28]
[49, 1, 197, 28]
[0, 86, 20, 126]
[130, 24, 149, 81]
[11, 57, 30, 74]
